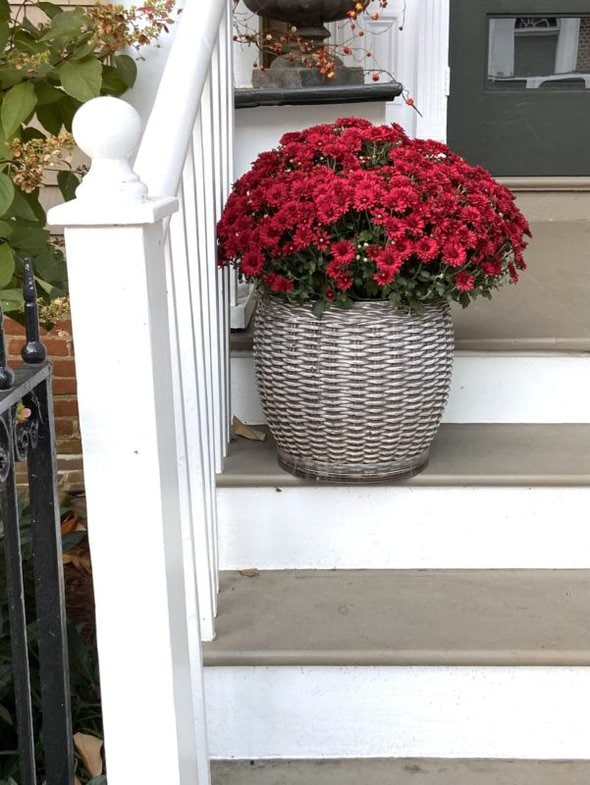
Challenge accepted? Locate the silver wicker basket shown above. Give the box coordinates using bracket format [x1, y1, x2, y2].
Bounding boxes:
[253, 298, 454, 482]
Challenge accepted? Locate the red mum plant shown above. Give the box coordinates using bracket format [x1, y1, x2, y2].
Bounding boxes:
[217, 118, 531, 317]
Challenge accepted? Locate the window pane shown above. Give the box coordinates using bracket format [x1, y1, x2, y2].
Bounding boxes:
[487, 15, 590, 89]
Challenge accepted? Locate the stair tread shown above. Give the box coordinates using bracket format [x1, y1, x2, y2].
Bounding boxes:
[218, 424, 590, 487]
[203, 569, 590, 666]
[211, 759, 590, 784]
[211, 758, 590, 784]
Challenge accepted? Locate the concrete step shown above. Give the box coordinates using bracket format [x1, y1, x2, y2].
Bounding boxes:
[203, 570, 590, 759]
[203, 569, 590, 667]
[217, 424, 590, 569]
[211, 758, 590, 785]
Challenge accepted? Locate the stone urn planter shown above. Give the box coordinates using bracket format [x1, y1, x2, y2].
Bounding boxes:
[243, 0, 366, 86]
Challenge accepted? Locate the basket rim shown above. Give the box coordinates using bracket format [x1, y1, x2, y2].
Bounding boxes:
[256, 296, 451, 318]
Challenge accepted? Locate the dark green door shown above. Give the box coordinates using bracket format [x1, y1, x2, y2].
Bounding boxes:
[448, 0, 590, 175]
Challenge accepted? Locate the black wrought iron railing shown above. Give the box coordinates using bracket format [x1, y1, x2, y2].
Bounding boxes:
[0, 259, 73, 785]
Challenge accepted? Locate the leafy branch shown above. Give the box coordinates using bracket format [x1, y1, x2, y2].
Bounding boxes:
[0, 0, 175, 318]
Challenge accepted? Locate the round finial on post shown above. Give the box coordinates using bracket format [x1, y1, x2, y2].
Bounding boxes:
[72, 96, 148, 203]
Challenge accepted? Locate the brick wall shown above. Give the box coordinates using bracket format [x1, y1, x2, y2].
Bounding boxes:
[5, 318, 84, 490]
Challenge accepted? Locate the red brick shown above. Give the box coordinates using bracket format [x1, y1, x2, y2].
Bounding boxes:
[14, 466, 28, 488]
[51, 359, 76, 377]
[47, 324, 72, 337]
[54, 418, 75, 436]
[46, 324, 72, 338]
[6, 319, 72, 340]
[59, 470, 85, 491]
[7, 338, 24, 356]
[5, 319, 24, 336]
[57, 455, 84, 472]
[58, 439, 82, 455]
[53, 398, 78, 417]
[41, 338, 71, 357]
[52, 377, 77, 395]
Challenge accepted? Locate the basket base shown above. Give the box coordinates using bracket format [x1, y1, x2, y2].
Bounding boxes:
[277, 447, 430, 484]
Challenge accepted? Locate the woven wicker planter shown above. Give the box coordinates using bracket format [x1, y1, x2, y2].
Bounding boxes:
[253, 298, 454, 482]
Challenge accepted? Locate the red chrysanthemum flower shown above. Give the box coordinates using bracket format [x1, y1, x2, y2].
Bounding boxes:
[217, 117, 530, 314]
[330, 240, 356, 265]
[455, 272, 475, 292]
[415, 237, 439, 263]
[263, 273, 293, 293]
[442, 242, 467, 267]
[373, 266, 397, 285]
[241, 250, 265, 276]
[367, 245, 403, 273]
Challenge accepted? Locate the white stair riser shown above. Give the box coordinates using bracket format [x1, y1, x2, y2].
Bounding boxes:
[218, 486, 590, 570]
[231, 354, 590, 425]
[205, 665, 590, 759]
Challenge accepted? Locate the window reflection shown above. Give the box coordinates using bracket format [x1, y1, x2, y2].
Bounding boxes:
[487, 16, 590, 89]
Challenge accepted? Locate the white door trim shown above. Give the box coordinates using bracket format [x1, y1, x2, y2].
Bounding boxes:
[414, 0, 450, 141]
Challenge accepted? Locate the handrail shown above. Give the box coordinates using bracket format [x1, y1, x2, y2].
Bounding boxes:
[122, 0, 232, 640]
[134, 0, 227, 198]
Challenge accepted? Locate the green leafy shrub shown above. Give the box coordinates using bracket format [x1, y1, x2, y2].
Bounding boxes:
[0, 0, 175, 317]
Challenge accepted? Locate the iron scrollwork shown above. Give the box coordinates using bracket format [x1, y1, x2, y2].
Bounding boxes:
[0, 415, 11, 484]
[0, 398, 41, 485]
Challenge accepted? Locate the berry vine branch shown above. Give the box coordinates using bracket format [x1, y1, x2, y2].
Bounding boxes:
[232, 0, 418, 108]
[0, 0, 175, 319]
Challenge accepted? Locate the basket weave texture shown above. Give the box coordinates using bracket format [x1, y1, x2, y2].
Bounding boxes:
[253, 298, 454, 481]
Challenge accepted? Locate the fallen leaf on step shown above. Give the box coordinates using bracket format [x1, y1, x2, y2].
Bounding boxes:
[63, 552, 92, 573]
[73, 732, 103, 777]
[232, 416, 266, 442]
[239, 568, 260, 577]
[61, 513, 86, 534]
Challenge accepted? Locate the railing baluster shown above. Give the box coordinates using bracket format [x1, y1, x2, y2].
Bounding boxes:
[0, 407, 37, 785]
[191, 112, 221, 594]
[200, 74, 225, 476]
[220, 3, 234, 448]
[0, 310, 15, 391]
[23, 260, 73, 785]
[167, 175, 217, 636]
[220, 2, 234, 206]
[224, 0, 235, 434]
[182, 140, 220, 609]
[21, 258, 47, 364]
[211, 38, 223, 221]
[163, 218, 213, 785]
[26, 382, 73, 785]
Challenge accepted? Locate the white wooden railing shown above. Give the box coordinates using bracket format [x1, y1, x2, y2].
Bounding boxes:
[133, 0, 234, 643]
[48, 0, 234, 781]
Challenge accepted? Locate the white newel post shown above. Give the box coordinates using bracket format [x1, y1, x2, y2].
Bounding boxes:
[48, 98, 211, 785]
